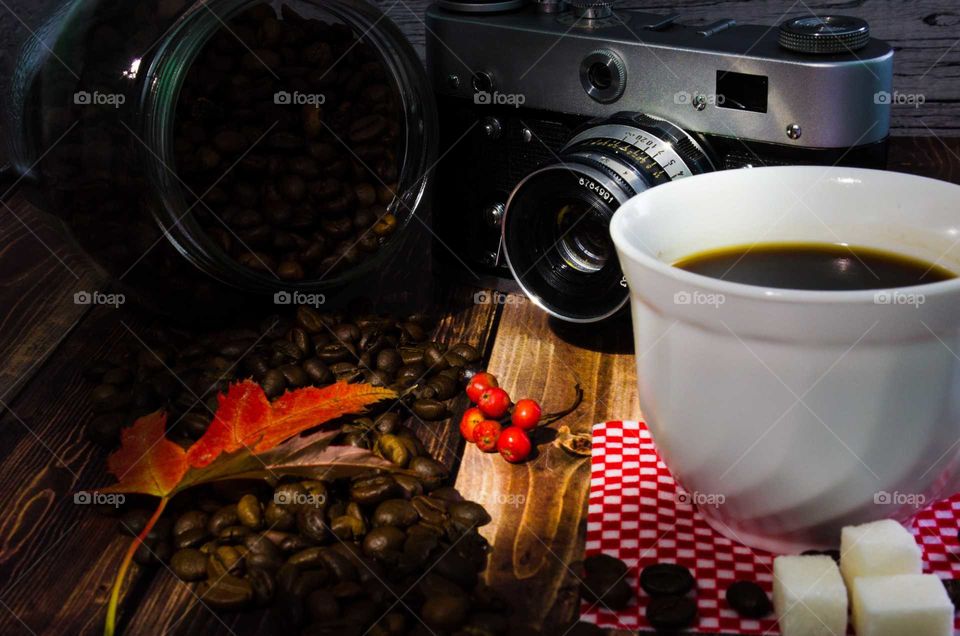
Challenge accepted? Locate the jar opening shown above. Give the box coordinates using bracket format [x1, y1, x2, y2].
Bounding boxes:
[141, 0, 434, 294]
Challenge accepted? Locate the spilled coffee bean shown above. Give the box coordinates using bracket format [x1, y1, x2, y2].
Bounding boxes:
[646, 595, 698, 630]
[580, 554, 633, 610]
[725, 580, 772, 618]
[640, 562, 696, 597]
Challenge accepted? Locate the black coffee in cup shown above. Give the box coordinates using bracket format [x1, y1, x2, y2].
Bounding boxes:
[674, 243, 955, 291]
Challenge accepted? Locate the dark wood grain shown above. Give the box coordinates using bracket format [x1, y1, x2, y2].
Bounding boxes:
[0, 197, 103, 404]
[0, 307, 148, 636]
[454, 298, 640, 633]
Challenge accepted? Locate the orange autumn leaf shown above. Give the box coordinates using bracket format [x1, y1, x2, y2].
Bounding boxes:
[101, 379, 396, 636]
[103, 380, 395, 496]
[101, 412, 188, 497]
[186, 380, 395, 467]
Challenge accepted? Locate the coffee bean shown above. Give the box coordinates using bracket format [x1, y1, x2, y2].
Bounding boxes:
[175, 527, 209, 550]
[646, 595, 697, 630]
[237, 494, 263, 529]
[421, 594, 470, 630]
[261, 368, 286, 398]
[373, 500, 419, 528]
[350, 475, 401, 505]
[171, 548, 207, 581]
[209, 505, 239, 535]
[277, 261, 305, 280]
[295, 306, 326, 333]
[409, 457, 447, 490]
[300, 358, 333, 384]
[297, 507, 328, 543]
[640, 562, 695, 597]
[279, 363, 309, 388]
[450, 343, 481, 363]
[374, 434, 409, 467]
[248, 566, 276, 605]
[412, 398, 447, 421]
[362, 526, 405, 562]
[725, 580, 772, 618]
[199, 574, 254, 610]
[581, 555, 633, 610]
[213, 130, 248, 154]
[448, 501, 491, 529]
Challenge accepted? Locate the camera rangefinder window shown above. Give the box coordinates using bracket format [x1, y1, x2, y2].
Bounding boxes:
[716, 71, 769, 113]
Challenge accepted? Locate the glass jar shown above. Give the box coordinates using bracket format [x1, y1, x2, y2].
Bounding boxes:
[6, 0, 435, 318]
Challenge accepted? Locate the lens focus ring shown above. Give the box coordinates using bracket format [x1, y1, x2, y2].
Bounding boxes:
[501, 114, 713, 323]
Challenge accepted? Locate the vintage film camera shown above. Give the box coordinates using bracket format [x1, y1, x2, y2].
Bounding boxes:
[426, 0, 893, 321]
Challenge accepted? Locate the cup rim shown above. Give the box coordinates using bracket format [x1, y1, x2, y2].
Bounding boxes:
[609, 166, 960, 304]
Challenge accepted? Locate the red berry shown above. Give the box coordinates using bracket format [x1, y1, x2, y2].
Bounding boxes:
[459, 407, 485, 443]
[466, 372, 498, 403]
[474, 420, 502, 452]
[478, 387, 511, 419]
[497, 426, 532, 463]
[511, 399, 542, 430]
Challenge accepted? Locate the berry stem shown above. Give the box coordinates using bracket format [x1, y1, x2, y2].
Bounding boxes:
[540, 383, 584, 426]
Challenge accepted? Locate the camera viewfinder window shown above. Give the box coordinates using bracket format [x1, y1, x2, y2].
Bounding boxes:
[716, 71, 769, 113]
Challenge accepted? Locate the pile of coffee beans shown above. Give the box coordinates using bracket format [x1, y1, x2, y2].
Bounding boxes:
[84, 304, 481, 448]
[91, 301, 517, 633]
[174, 3, 402, 280]
[118, 473, 504, 634]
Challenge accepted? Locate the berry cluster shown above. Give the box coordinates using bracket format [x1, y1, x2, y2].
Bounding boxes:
[458, 372, 541, 463]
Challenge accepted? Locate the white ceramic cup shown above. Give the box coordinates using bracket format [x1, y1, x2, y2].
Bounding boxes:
[609, 166, 960, 553]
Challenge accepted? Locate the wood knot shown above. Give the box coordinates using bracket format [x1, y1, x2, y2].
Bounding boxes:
[923, 12, 960, 27]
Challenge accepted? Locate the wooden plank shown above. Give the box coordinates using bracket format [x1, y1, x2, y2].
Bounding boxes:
[0, 195, 103, 403]
[454, 298, 640, 632]
[0, 308, 148, 636]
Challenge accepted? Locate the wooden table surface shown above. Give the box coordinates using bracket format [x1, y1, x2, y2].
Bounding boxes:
[1, 137, 959, 635]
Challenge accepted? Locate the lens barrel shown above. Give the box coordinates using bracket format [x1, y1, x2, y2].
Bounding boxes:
[502, 113, 714, 322]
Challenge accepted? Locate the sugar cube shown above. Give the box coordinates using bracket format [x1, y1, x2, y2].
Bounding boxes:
[840, 519, 922, 586]
[773, 555, 848, 636]
[851, 574, 953, 636]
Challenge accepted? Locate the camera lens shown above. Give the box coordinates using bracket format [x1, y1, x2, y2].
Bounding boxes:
[502, 113, 715, 323]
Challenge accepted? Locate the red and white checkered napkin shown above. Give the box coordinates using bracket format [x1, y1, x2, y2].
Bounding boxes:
[580, 420, 960, 634]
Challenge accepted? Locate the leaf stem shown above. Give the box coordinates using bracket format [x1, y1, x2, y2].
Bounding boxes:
[105, 496, 169, 636]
